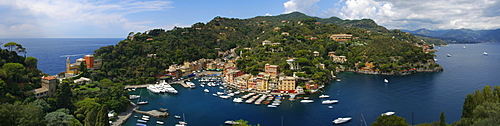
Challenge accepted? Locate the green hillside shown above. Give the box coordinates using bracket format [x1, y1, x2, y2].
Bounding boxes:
[94, 12, 441, 84]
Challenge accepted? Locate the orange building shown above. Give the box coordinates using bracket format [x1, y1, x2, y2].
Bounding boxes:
[84, 55, 94, 69]
[264, 64, 279, 76]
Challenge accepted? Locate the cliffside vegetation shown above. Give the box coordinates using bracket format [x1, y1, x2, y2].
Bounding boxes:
[94, 12, 440, 85]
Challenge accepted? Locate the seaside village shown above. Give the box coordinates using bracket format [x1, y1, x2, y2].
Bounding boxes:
[27, 55, 100, 98]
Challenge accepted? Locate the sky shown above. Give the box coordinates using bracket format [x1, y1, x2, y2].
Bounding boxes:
[1, 0, 499, 38]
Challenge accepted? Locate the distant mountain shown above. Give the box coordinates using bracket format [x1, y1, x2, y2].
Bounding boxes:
[404, 28, 500, 43]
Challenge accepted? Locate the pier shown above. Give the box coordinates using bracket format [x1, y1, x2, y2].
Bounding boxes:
[134, 110, 169, 117]
[124, 84, 151, 89]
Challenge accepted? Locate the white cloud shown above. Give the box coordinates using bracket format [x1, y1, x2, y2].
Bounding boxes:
[320, 0, 500, 30]
[0, 0, 173, 37]
[265, 13, 272, 16]
[284, 0, 320, 15]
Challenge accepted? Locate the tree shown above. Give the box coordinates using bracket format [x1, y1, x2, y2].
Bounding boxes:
[371, 115, 408, 126]
[84, 108, 98, 126]
[95, 105, 110, 126]
[45, 108, 81, 126]
[75, 98, 101, 121]
[24, 57, 38, 69]
[440, 111, 446, 126]
[54, 81, 73, 109]
[3, 42, 21, 51]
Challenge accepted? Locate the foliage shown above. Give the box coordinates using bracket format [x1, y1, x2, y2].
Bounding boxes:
[93, 12, 438, 85]
[440, 111, 446, 126]
[45, 108, 82, 126]
[54, 80, 73, 109]
[371, 115, 409, 126]
[453, 85, 500, 126]
[0, 102, 45, 126]
[234, 119, 261, 126]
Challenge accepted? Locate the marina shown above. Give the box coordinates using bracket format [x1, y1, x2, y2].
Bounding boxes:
[121, 44, 500, 126]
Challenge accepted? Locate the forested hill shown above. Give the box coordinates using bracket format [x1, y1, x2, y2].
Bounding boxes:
[94, 12, 440, 84]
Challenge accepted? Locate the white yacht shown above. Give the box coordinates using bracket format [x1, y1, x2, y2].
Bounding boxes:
[333, 117, 352, 124]
[381, 111, 395, 116]
[384, 79, 389, 83]
[447, 54, 451, 57]
[156, 121, 164, 125]
[137, 100, 148, 105]
[233, 98, 243, 103]
[129, 95, 140, 100]
[186, 81, 196, 88]
[300, 100, 314, 103]
[220, 95, 231, 99]
[321, 99, 338, 104]
[204, 89, 210, 93]
[267, 105, 277, 108]
[319, 94, 330, 98]
[483, 52, 488, 55]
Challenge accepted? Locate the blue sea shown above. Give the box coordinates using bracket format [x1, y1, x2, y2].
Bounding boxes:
[0, 38, 122, 75]
[2, 38, 499, 125]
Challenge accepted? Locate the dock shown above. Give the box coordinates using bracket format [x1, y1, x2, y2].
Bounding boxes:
[124, 84, 151, 89]
[172, 81, 190, 88]
[134, 110, 169, 117]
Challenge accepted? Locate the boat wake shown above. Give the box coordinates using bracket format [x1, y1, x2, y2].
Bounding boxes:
[60, 54, 86, 57]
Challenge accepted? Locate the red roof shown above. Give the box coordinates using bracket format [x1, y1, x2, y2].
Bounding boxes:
[44, 76, 56, 80]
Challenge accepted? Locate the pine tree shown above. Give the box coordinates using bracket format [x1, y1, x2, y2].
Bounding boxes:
[84, 108, 97, 126]
[95, 105, 110, 126]
[440, 111, 446, 126]
[54, 81, 72, 109]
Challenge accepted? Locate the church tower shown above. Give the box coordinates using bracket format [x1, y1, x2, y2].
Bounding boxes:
[66, 57, 70, 73]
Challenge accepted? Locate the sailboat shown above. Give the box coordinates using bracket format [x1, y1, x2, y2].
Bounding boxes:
[137, 89, 148, 105]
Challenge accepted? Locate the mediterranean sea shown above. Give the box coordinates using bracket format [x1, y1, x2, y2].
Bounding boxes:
[2, 38, 498, 126]
[0, 38, 122, 75]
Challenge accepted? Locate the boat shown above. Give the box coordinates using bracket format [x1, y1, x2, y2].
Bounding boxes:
[381, 111, 395, 116]
[463, 46, 466, 49]
[219, 95, 231, 99]
[225, 120, 241, 125]
[333, 117, 352, 124]
[319, 94, 330, 98]
[142, 115, 149, 119]
[129, 95, 140, 100]
[175, 113, 187, 126]
[267, 105, 277, 108]
[159, 108, 168, 112]
[447, 54, 451, 57]
[233, 98, 243, 103]
[137, 119, 147, 123]
[328, 106, 333, 109]
[384, 79, 389, 83]
[300, 100, 314, 103]
[483, 52, 488, 55]
[174, 115, 181, 119]
[137, 100, 148, 105]
[186, 81, 196, 88]
[204, 89, 209, 93]
[157, 121, 164, 125]
[136, 123, 147, 126]
[141, 117, 149, 121]
[322, 99, 339, 104]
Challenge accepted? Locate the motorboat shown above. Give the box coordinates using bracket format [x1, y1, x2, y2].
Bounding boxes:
[267, 105, 277, 108]
[322, 99, 339, 104]
[384, 79, 389, 83]
[483, 52, 488, 55]
[204, 89, 210, 93]
[381, 111, 395, 116]
[333, 117, 352, 124]
[137, 119, 147, 123]
[233, 98, 243, 103]
[174, 115, 181, 119]
[319, 94, 330, 98]
[142, 115, 149, 119]
[129, 95, 140, 100]
[186, 81, 196, 88]
[447, 54, 451, 57]
[156, 121, 164, 125]
[141, 117, 149, 121]
[225, 120, 241, 125]
[300, 100, 314, 103]
[219, 95, 231, 99]
[137, 100, 148, 105]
